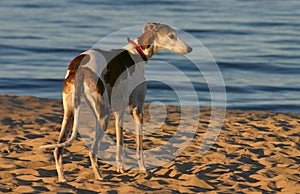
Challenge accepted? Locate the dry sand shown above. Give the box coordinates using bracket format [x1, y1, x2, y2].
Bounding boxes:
[0, 94, 299, 193]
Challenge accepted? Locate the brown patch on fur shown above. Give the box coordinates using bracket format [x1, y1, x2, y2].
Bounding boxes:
[63, 54, 90, 94]
[81, 67, 105, 95]
[138, 31, 154, 50]
[93, 49, 136, 88]
[68, 54, 90, 70]
[96, 79, 105, 95]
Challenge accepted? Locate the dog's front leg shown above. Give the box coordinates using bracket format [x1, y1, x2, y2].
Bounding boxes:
[114, 111, 125, 173]
[132, 107, 146, 173]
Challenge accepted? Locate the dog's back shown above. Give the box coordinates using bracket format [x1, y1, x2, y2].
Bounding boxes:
[63, 49, 138, 100]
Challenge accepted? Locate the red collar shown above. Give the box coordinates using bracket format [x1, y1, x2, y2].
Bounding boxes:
[127, 37, 148, 62]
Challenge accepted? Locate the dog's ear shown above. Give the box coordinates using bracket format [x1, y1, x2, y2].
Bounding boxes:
[138, 22, 159, 49]
[138, 31, 154, 49]
[143, 22, 159, 32]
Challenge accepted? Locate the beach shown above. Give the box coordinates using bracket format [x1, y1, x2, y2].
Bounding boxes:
[0, 94, 299, 193]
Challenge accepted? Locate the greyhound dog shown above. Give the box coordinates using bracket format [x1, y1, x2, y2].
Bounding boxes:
[40, 22, 192, 182]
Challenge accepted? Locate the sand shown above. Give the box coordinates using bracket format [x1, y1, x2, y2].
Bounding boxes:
[0, 94, 299, 193]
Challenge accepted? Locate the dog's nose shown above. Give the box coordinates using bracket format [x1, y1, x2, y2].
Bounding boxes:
[187, 46, 193, 53]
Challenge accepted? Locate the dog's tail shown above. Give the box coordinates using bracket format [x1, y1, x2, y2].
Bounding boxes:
[40, 104, 81, 150]
[39, 123, 78, 149]
[40, 53, 88, 150]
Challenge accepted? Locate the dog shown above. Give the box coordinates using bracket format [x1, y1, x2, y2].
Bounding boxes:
[40, 22, 192, 182]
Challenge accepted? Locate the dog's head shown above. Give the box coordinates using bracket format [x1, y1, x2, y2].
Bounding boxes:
[138, 22, 192, 54]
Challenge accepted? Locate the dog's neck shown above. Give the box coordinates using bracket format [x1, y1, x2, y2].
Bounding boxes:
[123, 39, 159, 63]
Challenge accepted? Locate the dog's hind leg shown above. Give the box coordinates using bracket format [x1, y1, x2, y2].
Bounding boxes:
[88, 126, 103, 181]
[53, 94, 74, 182]
[85, 92, 110, 180]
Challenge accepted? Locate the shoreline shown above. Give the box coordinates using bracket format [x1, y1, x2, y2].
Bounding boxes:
[0, 94, 299, 193]
[3, 93, 299, 114]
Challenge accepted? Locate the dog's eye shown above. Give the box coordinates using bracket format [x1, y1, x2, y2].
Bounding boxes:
[169, 34, 175, 39]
